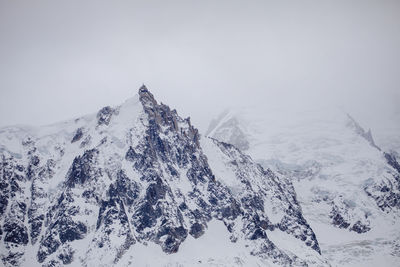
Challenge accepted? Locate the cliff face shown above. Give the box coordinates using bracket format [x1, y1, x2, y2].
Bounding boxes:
[0, 86, 325, 267]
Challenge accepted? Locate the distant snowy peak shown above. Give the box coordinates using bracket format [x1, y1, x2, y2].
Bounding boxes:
[207, 115, 249, 151]
[207, 106, 400, 266]
[346, 113, 381, 150]
[0, 86, 327, 266]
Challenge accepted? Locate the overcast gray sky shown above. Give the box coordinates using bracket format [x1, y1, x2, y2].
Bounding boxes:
[0, 0, 399, 134]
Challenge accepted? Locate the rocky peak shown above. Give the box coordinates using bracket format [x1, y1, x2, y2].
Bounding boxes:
[138, 84, 157, 108]
[0, 85, 326, 266]
[138, 85, 199, 147]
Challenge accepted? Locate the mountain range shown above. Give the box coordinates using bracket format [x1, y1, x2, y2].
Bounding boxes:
[0, 86, 399, 266]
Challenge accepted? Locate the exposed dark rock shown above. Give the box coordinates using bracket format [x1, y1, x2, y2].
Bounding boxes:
[43, 259, 60, 267]
[3, 222, 29, 245]
[331, 209, 350, 229]
[0, 194, 8, 217]
[66, 149, 99, 188]
[29, 214, 44, 244]
[178, 202, 187, 211]
[220, 200, 242, 220]
[350, 221, 371, 233]
[125, 146, 137, 161]
[384, 152, 400, 175]
[250, 228, 267, 240]
[364, 175, 400, 211]
[37, 235, 61, 263]
[134, 202, 161, 232]
[1, 252, 24, 266]
[97, 106, 114, 125]
[71, 128, 84, 143]
[159, 226, 188, 253]
[114, 170, 140, 206]
[58, 246, 74, 265]
[80, 135, 91, 148]
[241, 195, 264, 212]
[189, 222, 205, 238]
[145, 182, 167, 205]
[59, 220, 87, 243]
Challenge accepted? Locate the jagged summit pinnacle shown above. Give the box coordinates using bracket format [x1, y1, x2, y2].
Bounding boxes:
[139, 84, 148, 93]
[138, 84, 157, 108]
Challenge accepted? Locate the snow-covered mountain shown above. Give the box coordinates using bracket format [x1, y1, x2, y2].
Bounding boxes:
[207, 106, 400, 266]
[0, 86, 327, 266]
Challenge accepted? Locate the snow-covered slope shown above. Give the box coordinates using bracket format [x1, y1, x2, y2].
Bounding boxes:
[0, 86, 327, 266]
[207, 106, 400, 266]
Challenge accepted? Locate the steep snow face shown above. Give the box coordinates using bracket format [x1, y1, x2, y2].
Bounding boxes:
[0, 86, 326, 267]
[207, 106, 400, 266]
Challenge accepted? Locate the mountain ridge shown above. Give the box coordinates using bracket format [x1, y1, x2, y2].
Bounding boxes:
[0, 86, 326, 266]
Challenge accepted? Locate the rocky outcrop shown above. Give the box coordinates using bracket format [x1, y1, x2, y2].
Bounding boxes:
[97, 106, 115, 126]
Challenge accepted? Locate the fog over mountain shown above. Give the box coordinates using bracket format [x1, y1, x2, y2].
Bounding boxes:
[0, 0, 399, 139]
